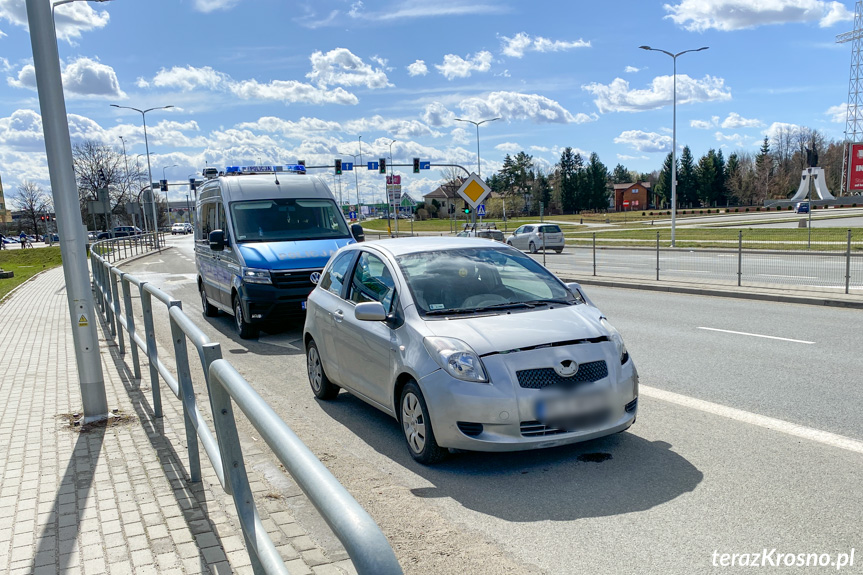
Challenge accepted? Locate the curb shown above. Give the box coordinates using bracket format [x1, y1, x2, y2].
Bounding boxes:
[562, 276, 863, 310]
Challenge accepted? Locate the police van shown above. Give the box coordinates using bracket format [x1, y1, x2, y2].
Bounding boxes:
[195, 164, 364, 338]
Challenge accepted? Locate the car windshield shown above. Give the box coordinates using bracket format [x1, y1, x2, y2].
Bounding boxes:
[230, 198, 351, 243]
[397, 247, 576, 316]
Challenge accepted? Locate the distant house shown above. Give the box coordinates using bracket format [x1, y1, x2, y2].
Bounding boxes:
[423, 178, 466, 216]
[613, 182, 652, 212]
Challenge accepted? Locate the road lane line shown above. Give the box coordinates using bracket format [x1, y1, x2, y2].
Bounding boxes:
[640, 385, 863, 455]
[697, 326, 814, 344]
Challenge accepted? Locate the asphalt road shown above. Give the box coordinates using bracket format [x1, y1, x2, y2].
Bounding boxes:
[121, 235, 863, 574]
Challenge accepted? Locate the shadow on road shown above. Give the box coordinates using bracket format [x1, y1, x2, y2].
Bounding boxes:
[318, 392, 703, 522]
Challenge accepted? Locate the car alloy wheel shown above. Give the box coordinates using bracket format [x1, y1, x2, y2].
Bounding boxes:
[306, 340, 339, 400]
[400, 382, 446, 464]
[529, 242, 537, 254]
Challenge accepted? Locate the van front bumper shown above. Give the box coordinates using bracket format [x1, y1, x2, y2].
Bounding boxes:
[237, 269, 321, 322]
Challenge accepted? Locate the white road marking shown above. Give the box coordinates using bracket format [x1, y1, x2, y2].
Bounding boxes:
[257, 334, 300, 350]
[756, 274, 818, 279]
[697, 326, 815, 344]
[641, 385, 863, 455]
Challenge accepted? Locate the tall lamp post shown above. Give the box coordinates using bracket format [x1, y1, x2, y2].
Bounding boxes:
[389, 139, 398, 236]
[111, 103, 174, 247]
[162, 164, 177, 224]
[339, 150, 363, 219]
[639, 45, 708, 247]
[135, 154, 148, 232]
[454, 117, 500, 178]
[25, 0, 112, 422]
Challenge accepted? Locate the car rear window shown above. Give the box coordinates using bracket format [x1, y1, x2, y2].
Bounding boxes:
[539, 225, 561, 233]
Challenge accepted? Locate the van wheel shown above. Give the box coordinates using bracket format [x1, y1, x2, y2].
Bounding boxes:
[529, 242, 538, 254]
[233, 295, 258, 339]
[200, 284, 218, 317]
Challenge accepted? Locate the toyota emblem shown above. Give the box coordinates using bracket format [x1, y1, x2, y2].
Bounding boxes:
[553, 359, 579, 378]
[310, 272, 321, 285]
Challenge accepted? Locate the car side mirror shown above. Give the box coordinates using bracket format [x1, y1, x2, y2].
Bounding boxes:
[208, 229, 225, 251]
[566, 282, 595, 307]
[351, 223, 365, 243]
[355, 301, 387, 321]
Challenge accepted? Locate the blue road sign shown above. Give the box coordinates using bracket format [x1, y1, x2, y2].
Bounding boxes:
[419, 161, 431, 170]
[348, 211, 357, 220]
[368, 161, 379, 170]
[476, 204, 486, 217]
[343, 162, 353, 171]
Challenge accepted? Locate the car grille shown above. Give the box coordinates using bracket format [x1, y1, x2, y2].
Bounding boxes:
[520, 421, 568, 437]
[521, 409, 612, 437]
[270, 269, 321, 293]
[516, 360, 608, 389]
[456, 422, 484, 437]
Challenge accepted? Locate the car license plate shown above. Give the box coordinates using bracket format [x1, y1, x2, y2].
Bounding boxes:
[535, 390, 610, 428]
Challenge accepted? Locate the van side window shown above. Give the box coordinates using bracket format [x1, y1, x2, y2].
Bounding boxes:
[201, 202, 218, 238]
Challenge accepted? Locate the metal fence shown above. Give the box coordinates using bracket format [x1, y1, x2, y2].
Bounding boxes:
[89, 239, 402, 575]
[544, 228, 863, 294]
[89, 232, 167, 264]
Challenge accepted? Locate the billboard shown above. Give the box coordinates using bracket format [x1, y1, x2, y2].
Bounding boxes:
[848, 142, 863, 193]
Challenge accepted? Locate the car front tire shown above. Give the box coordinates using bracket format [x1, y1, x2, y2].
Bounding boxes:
[400, 381, 447, 464]
[233, 295, 259, 339]
[306, 340, 339, 400]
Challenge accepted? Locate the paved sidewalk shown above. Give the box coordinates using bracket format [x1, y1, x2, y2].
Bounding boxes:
[0, 267, 357, 575]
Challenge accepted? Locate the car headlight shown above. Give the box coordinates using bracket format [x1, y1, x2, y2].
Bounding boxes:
[600, 317, 629, 364]
[423, 337, 488, 383]
[240, 267, 272, 285]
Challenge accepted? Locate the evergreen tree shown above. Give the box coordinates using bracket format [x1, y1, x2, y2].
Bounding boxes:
[696, 150, 718, 206]
[612, 163, 631, 184]
[654, 152, 674, 208]
[585, 153, 609, 210]
[712, 148, 727, 206]
[677, 146, 698, 207]
[557, 147, 579, 213]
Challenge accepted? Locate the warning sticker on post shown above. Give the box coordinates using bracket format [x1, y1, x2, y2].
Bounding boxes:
[78, 315, 88, 327]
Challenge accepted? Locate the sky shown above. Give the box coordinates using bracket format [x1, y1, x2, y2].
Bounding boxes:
[0, 0, 859, 205]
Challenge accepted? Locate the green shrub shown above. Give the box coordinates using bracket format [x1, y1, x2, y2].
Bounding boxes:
[745, 207, 749, 212]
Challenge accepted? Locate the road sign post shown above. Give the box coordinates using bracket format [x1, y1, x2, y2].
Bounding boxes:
[455, 173, 491, 226]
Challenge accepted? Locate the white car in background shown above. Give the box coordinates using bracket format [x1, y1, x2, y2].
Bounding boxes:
[506, 224, 565, 253]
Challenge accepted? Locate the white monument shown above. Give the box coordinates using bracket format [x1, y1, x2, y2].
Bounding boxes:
[789, 167, 835, 202]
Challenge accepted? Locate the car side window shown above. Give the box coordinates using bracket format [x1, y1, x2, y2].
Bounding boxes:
[514, 226, 524, 235]
[319, 251, 354, 297]
[349, 252, 396, 312]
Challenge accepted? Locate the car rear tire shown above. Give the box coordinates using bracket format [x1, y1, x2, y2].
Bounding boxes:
[306, 340, 339, 400]
[233, 295, 259, 339]
[200, 284, 218, 317]
[555, 248, 563, 254]
[529, 242, 538, 254]
[400, 382, 447, 464]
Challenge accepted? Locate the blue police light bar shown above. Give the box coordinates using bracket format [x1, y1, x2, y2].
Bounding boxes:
[224, 164, 306, 174]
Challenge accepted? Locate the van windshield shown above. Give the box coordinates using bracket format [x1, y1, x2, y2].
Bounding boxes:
[230, 198, 351, 243]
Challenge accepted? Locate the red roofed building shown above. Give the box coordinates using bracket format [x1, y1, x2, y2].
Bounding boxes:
[613, 182, 652, 212]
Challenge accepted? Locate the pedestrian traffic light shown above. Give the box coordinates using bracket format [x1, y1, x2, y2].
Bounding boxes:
[334, 159, 342, 175]
[379, 158, 386, 174]
[160, 179, 168, 192]
[413, 158, 420, 173]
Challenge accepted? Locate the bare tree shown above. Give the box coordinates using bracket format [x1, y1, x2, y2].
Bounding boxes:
[72, 140, 144, 229]
[12, 181, 50, 236]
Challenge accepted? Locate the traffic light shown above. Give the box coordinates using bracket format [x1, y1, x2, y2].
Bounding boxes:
[334, 159, 342, 175]
[413, 158, 420, 173]
[379, 158, 386, 174]
[463, 207, 471, 215]
[40, 216, 45, 222]
[160, 179, 168, 192]
[189, 178, 197, 192]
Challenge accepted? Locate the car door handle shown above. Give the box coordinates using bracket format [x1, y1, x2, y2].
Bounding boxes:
[333, 309, 344, 323]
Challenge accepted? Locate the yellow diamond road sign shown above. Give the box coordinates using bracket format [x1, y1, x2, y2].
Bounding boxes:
[456, 173, 491, 208]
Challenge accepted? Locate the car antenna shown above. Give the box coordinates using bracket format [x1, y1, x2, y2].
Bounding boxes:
[274, 167, 280, 185]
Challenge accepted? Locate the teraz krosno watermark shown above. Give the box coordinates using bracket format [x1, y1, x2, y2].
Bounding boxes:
[711, 549, 855, 569]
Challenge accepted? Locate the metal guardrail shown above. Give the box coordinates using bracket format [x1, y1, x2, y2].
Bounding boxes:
[89, 231, 166, 264]
[89, 240, 402, 575]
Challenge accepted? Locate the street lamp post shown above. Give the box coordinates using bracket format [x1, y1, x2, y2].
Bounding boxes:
[135, 154, 148, 233]
[455, 117, 500, 226]
[118, 136, 136, 229]
[162, 164, 177, 224]
[25, 0, 111, 422]
[639, 45, 708, 247]
[111, 103, 174, 247]
[389, 139, 398, 236]
[338, 150, 364, 220]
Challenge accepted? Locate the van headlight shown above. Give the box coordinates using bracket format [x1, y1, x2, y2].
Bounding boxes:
[600, 317, 629, 364]
[241, 267, 272, 285]
[423, 337, 488, 383]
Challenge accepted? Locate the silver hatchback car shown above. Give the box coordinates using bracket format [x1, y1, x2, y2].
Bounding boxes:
[506, 224, 565, 253]
[303, 238, 637, 464]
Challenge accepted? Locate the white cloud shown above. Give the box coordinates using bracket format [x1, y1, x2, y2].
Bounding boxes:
[530, 145, 551, 152]
[714, 131, 744, 144]
[583, 75, 732, 113]
[147, 65, 359, 106]
[499, 32, 590, 58]
[423, 102, 456, 126]
[765, 121, 802, 140]
[617, 153, 650, 161]
[307, 48, 390, 89]
[664, 0, 852, 31]
[236, 116, 342, 138]
[0, 0, 111, 42]
[407, 60, 429, 77]
[435, 51, 493, 80]
[494, 142, 522, 153]
[624, 66, 640, 73]
[0, 57, 10, 72]
[0, 108, 44, 150]
[721, 112, 763, 128]
[614, 130, 672, 153]
[691, 116, 719, 129]
[450, 127, 470, 145]
[7, 57, 126, 99]
[343, 116, 443, 139]
[192, 0, 241, 13]
[827, 103, 847, 123]
[305, 1, 508, 27]
[458, 91, 593, 124]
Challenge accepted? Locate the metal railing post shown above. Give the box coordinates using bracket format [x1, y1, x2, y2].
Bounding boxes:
[207, 367, 268, 575]
[738, 230, 743, 287]
[109, 269, 124, 354]
[542, 231, 546, 267]
[846, 229, 852, 295]
[139, 283, 163, 418]
[592, 232, 596, 276]
[168, 302, 202, 483]
[656, 232, 660, 281]
[120, 275, 141, 379]
[200, 342, 229, 494]
[104, 261, 116, 337]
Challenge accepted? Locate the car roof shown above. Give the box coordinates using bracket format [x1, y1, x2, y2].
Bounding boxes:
[350, 236, 511, 258]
